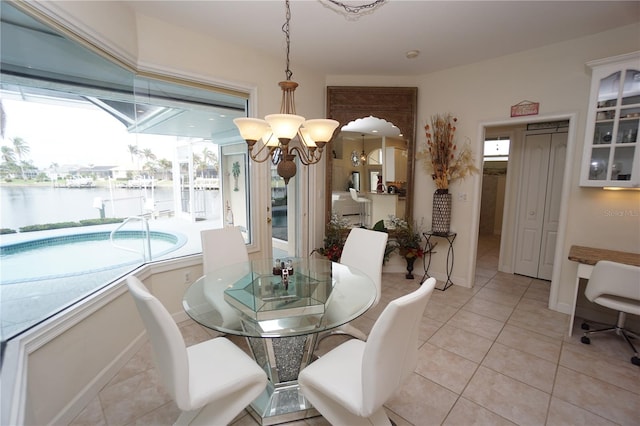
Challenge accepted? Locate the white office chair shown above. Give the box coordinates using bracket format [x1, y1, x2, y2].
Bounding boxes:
[324, 227, 388, 341]
[299, 277, 436, 425]
[580, 260, 640, 366]
[349, 188, 371, 227]
[126, 276, 267, 425]
[201, 226, 248, 275]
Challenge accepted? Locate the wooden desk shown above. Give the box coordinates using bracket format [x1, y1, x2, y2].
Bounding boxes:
[567, 245, 640, 336]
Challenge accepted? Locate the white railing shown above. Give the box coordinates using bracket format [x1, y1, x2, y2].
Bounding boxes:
[110, 216, 152, 262]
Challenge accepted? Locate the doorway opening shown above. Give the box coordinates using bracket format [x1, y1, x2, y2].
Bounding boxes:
[477, 136, 510, 281]
[474, 114, 576, 312]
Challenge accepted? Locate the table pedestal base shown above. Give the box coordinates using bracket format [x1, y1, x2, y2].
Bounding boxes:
[245, 334, 320, 425]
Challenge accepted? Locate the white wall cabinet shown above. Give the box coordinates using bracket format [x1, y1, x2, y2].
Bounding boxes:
[580, 52, 640, 187]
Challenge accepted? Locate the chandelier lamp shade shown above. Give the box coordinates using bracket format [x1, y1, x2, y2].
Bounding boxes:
[233, 1, 339, 184]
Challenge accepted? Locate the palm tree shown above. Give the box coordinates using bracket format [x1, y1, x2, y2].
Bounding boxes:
[201, 147, 218, 176]
[0, 100, 6, 140]
[11, 137, 30, 180]
[192, 153, 205, 178]
[232, 161, 241, 191]
[142, 148, 156, 162]
[127, 144, 139, 163]
[157, 158, 172, 180]
[142, 161, 157, 178]
[1, 145, 16, 164]
[1, 145, 16, 179]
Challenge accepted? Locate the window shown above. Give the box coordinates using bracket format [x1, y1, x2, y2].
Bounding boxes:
[0, 2, 250, 341]
[484, 138, 510, 162]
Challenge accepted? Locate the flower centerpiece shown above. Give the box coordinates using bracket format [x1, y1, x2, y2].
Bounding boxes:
[416, 114, 479, 234]
[311, 214, 350, 262]
[389, 216, 424, 279]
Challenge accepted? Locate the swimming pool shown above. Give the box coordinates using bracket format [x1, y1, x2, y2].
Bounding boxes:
[0, 230, 186, 284]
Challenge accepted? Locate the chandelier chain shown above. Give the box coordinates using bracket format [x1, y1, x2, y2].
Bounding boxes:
[283, 0, 293, 81]
[325, 0, 386, 14]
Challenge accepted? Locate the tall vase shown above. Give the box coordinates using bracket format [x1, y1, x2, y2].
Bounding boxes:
[432, 189, 452, 235]
[405, 256, 416, 279]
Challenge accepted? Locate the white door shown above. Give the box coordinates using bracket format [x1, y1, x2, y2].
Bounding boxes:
[538, 133, 567, 279]
[514, 131, 567, 280]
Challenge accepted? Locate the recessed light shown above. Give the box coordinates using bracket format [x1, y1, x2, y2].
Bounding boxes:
[406, 50, 420, 59]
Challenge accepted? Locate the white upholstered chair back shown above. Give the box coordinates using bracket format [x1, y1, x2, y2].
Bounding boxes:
[126, 276, 191, 409]
[349, 187, 359, 201]
[126, 276, 268, 423]
[585, 260, 640, 304]
[299, 277, 436, 425]
[340, 227, 388, 308]
[361, 277, 436, 415]
[201, 226, 248, 275]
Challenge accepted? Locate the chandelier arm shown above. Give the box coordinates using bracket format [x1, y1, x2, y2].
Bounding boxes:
[290, 145, 322, 166]
[248, 143, 281, 164]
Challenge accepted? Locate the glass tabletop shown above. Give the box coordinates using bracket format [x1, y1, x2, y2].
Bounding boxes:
[183, 258, 375, 338]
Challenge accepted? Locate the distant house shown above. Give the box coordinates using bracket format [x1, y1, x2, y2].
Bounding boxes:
[111, 163, 141, 180]
[77, 165, 116, 180]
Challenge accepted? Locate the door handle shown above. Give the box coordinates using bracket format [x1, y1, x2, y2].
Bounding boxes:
[267, 217, 272, 224]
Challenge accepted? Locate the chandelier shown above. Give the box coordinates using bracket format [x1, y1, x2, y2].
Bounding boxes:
[233, 0, 339, 184]
[359, 134, 367, 164]
[350, 134, 368, 166]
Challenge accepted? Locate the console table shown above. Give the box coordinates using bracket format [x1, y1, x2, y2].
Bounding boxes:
[567, 245, 640, 336]
[422, 231, 457, 291]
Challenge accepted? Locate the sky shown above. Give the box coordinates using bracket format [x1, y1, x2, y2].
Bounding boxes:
[1, 98, 177, 169]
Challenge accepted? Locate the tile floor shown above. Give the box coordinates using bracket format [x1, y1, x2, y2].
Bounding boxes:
[71, 235, 640, 425]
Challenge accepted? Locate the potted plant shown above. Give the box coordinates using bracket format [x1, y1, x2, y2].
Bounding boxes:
[311, 214, 351, 262]
[312, 216, 394, 263]
[416, 114, 478, 234]
[389, 216, 424, 279]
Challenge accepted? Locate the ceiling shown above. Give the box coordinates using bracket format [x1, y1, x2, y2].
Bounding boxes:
[124, 0, 640, 76]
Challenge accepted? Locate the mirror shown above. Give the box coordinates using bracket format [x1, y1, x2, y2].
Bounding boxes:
[325, 86, 418, 227]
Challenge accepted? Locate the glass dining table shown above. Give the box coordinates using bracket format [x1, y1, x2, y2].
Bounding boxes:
[182, 257, 376, 425]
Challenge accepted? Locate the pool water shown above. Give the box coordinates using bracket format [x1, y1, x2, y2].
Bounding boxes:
[1, 231, 185, 284]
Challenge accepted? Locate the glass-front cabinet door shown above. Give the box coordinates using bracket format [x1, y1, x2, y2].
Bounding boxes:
[580, 52, 640, 187]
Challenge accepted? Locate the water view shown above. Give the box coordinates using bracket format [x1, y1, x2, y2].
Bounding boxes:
[0, 184, 221, 231]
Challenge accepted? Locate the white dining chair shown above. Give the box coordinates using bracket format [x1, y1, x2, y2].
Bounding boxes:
[200, 226, 249, 329]
[126, 276, 267, 425]
[580, 260, 640, 366]
[299, 277, 436, 425]
[323, 227, 389, 341]
[201, 226, 248, 275]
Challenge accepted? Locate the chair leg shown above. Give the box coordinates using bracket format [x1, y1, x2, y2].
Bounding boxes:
[581, 312, 640, 366]
[316, 324, 367, 347]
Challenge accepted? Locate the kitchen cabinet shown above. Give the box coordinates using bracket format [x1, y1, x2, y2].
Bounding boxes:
[580, 52, 640, 187]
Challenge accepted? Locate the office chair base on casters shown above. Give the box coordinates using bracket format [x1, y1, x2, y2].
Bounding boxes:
[581, 319, 640, 367]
